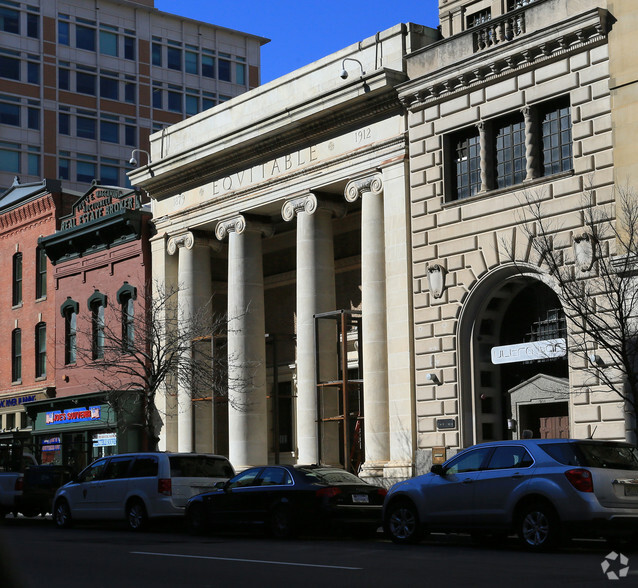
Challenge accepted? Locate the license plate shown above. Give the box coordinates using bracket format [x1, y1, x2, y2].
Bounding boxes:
[352, 494, 369, 504]
[624, 485, 638, 497]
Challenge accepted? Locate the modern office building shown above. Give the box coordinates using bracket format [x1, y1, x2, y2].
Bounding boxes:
[134, 0, 633, 487]
[0, 0, 268, 193]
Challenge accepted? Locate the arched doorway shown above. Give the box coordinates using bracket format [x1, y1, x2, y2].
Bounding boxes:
[458, 267, 569, 446]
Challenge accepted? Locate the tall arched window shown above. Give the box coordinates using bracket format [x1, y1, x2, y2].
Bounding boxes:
[61, 298, 79, 365]
[117, 282, 137, 351]
[11, 328, 21, 382]
[35, 322, 46, 378]
[88, 291, 107, 360]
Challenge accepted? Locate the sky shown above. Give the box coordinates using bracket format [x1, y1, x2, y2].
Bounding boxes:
[154, 0, 440, 84]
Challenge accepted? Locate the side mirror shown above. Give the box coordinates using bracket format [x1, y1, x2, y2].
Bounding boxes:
[430, 464, 446, 476]
[215, 480, 227, 490]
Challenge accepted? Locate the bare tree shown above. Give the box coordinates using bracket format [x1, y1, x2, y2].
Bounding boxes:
[505, 183, 638, 440]
[71, 282, 245, 450]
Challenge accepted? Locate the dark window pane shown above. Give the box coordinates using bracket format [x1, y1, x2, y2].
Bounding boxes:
[0, 102, 20, 126]
[76, 25, 96, 51]
[218, 59, 231, 81]
[124, 37, 135, 60]
[167, 47, 182, 71]
[59, 112, 70, 135]
[100, 76, 118, 100]
[100, 120, 118, 143]
[77, 117, 96, 139]
[0, 7, 19, 34]
[0, 55, 20, 80]
[76, 72, 96, 95]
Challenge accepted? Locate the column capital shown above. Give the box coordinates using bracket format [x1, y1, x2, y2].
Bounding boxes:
[166, 230, 221, 255]
[281, 192, 346, 222]
[344, 173, 383, 203]
[215, 214, 274, 241]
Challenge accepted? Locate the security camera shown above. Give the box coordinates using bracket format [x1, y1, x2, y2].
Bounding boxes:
[129, 157, 137, 166]
[340, 69, 348, 80]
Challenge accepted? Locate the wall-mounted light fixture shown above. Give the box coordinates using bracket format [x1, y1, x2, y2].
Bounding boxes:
[588, 353, 605, 367]
[340, 58, 365, 80]
[129, 149, 151, 166]
[425, 373, 441, 385]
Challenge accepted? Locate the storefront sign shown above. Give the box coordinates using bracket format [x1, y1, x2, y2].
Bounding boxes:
[60, 187, 141, 231]
[42, 437, 61, 452]
[93, 433, 117, 447]
[45, 406, 101, 425]
[0, 394, 37, 409]
[491, 338, 566, 365]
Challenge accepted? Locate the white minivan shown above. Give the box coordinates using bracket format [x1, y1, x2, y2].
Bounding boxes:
[53, 452, 234, 530]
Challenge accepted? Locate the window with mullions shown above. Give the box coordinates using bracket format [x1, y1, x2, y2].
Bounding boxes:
[11, 328, 21, 383]
[12, 252, 22, 306]
[452, 129, 481, 200]
[167, 46, 182, 71]
[35, 323, 46, 378]
[495, 115, 526, 189]
[540, 99, 572, 176]
[62, 298, 78, 365]
[77, 116, 96, 139]
[89, 291, 107, 360]
[76, 25, 96, 51]
[36, 246, 47, 299]
[467, 8, 491, 28]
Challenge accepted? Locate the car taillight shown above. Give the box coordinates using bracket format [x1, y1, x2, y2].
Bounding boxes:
[158, 478, 172, 496]
[377, 488, 388, 497]
[316, 487, 342, 498]
[565, 468, 594, 492]
[14, 477, 23, 492]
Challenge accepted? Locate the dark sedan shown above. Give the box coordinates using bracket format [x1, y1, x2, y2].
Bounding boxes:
[185, 464, 387, 538]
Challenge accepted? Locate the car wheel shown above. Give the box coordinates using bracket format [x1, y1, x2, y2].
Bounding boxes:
[384, 500, 422, 545]
[54, 499, 72, 529]
[186, 503, 206, 535]
[126, 499, 148, 532]
[517, 502, 560, 550]
[269, 505, 296, 539]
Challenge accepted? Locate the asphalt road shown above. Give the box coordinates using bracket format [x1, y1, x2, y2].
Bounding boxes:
[0, 516, 635, 588]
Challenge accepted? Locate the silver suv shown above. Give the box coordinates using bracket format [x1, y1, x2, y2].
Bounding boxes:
[53, 452, 234, 531]
[383, 439, 638, 549]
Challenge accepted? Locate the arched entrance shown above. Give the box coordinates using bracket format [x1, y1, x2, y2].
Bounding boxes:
[458, 266, 569, 447]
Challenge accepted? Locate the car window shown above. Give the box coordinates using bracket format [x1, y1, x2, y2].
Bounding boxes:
[129, 456, 159, 478]
[102, 457, 134, 480]
[298, 468, 363, 485]
[169, 455, 235, 478]
[486, 446, 533, 470]
[259, 467, 292, 486]
[77, 458, 108, 483]
[227, 468, 261, 489]
[445, 447, 492, 474]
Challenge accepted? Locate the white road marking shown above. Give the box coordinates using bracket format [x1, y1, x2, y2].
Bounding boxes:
[131, 551, 362, 570]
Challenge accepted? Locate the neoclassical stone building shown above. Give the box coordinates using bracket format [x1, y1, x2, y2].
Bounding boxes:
[132, 0, 635, 482]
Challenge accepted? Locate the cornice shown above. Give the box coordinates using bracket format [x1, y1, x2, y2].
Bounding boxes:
[399, 7, 608, 113]
[0, 195, 56, 231]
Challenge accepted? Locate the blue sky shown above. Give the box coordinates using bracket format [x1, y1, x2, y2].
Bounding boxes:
[154, 0, 440, 83]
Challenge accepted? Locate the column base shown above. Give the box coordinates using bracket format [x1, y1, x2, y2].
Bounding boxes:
[359, 460, 414, 488]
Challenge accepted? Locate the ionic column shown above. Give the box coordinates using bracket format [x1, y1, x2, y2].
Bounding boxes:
[167, 231, 218, 452]
[216, 215, 272, 469]
[523, 106, 538, 181]
[282, 193, 345, 465]
[345, 174, 390, 471]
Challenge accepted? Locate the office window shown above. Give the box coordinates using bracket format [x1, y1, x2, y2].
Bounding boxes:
[152, 87, 162, 109]
[495, 115, 526, 189]
[59, 112, 70, 135]
[125, 125, 136, 147]
[167, 46, 181, 71]
[36, 246, 47, 299]
[28, 151, 39, 176]
[185, 94, 198, 116]
[76, 25, 96, 51]
[541, 99, 572, 176]
[59, 157, 69, 180]
[27, 13, 38, 38]
[167, 91, 181, 113]
[58, 67, 70, 90]
[452, 129, 481, 200]
[100, 76, 118, 100]
[0, 141, 19, 172]
[99, 30, 118, 56]
[35, 323, 46, 378]
[218, 58, 231, 82]
[77, 160, 96, 183]
[100, 164, 118, 185]
[124, 82, 135, 104]
[202, 96, 215, 111]
[152, 43, 162, 66]
[76, 72, 96, 95]
[202, 55, 215, 78]
[77, 116, 96, 139]
[0, 7, 19, 34]
[236, 63, 246, 85]
[124, 36, 135, 60]
[62, 299, 78, 365]
[0, 102, 19, 126]
[0, 54, 20, 80]
[58, 20, 69, 45]
[100, 120, 118, 143]
[89, 292, 107, 360]
[185, 51, 198, 74]
[27, 107, 39, 130]
[12, 252, 22, 306]
[27, 61, 39, 84]
[11, 329, 21, 383]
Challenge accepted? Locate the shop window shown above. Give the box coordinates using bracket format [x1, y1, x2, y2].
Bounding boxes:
[35, 322, 46, 378]
[36, 245, 46, 299]
[88, 292, 107, 360]
[12, 251, 22, 306]
[117, 282, 136, 351]
[6, 413, 15, 430]
[11, 328, 21, 383]
[61, 298, 79, 365]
